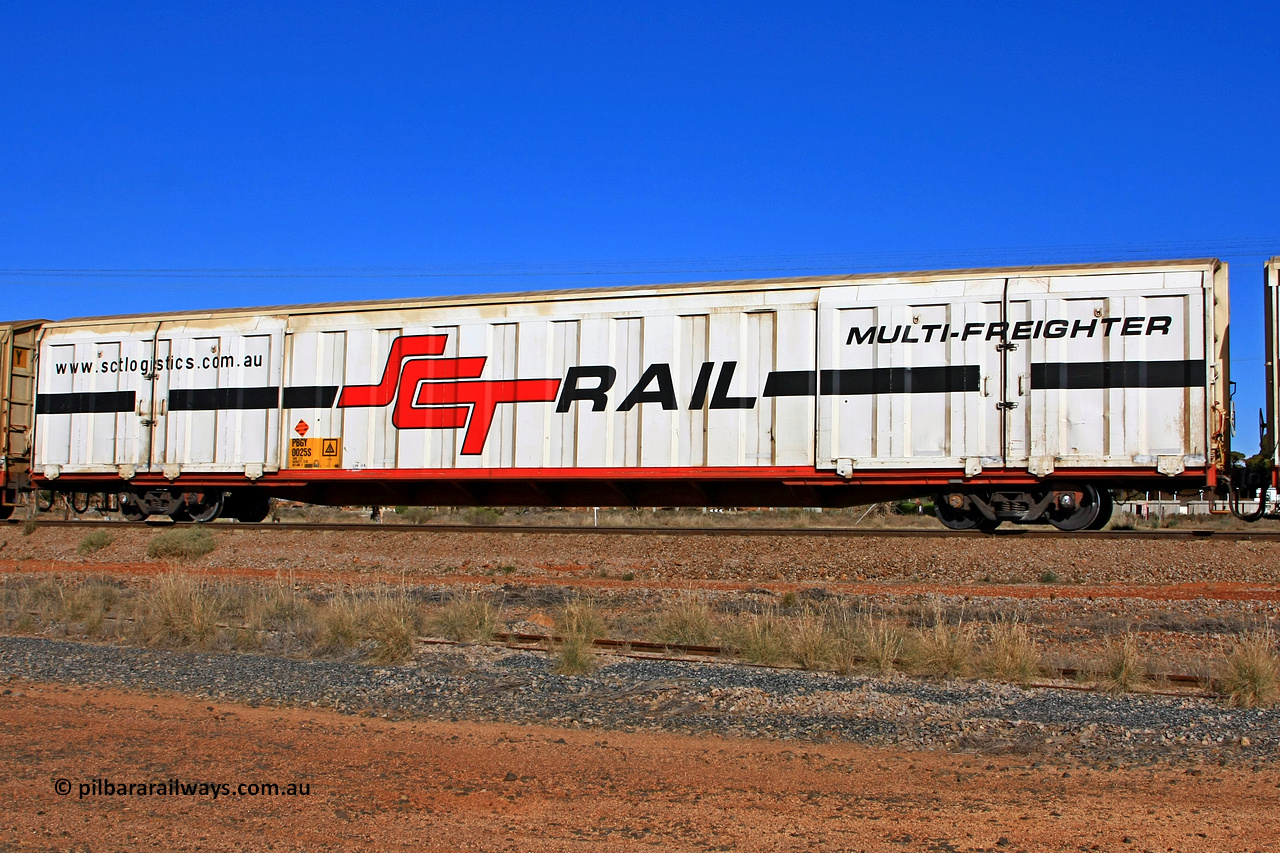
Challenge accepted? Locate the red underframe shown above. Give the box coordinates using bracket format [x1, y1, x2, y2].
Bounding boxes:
[36, 465, 1215, 490]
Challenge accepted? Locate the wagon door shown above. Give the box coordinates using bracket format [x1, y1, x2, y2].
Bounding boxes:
[143, 336, 173, 474]
[816, 281, 1006, 473]
[159, 318, 285, 477]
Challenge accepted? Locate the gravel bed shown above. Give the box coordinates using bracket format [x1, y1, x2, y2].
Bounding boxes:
[11, 524, 1280, 584]
[2, 636, 1276, 771]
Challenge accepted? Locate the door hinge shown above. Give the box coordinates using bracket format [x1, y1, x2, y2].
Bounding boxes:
[996, 401, 1019, 410]
[995, 341, 1018, 352]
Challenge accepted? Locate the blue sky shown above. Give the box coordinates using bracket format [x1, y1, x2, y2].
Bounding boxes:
[3, 2, 1279, 451]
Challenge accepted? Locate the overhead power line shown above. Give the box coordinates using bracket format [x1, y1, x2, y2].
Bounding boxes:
[1, 238, 1276, 283]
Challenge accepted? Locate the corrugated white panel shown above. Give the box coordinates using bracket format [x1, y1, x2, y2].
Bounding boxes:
[156, 319, 283, 472]
[32, 262, 1218, 482]
[546, 319, 580, 468]
[677, 314, 709, 467]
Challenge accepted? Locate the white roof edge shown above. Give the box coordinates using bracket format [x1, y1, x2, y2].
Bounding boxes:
[42, 257, 1222, 327]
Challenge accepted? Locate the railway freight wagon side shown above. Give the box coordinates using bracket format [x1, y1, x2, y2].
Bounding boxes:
[0, 320, 42, 518]
[28, 259, 1228, 530]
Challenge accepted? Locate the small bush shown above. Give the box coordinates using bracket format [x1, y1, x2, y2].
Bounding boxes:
[396, 506, 434, 524]
[77, 531, 114, 556]
[22, 519, 37, 536]
[555, 599, 607, 643]
[1039, 570, 1059, 584]
[62, 578, 120, 637]
[657, 593, 716, 646]
[1218, 629, 1280, 708]
[982, 617, 1041, 685]
[146, 528, 216, 561]
[1099, 633, 1147, 693]
[465, 507, 501, 526]
[431, 591, 501, 643]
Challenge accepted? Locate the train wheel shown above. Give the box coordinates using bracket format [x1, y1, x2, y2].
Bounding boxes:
[1046, 484, 1104, 531]
[184, 492, 224, 524]
[934, 497, 996, 531]
[227, 492, 271, 523]
[1086, 489, 1114, 530]
[71, 493, 91, 514]
[118, 493, 148, 522]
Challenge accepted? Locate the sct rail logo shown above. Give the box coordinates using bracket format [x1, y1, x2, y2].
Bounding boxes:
[336, 334, 560, 455]
[335, 334, 767, 455]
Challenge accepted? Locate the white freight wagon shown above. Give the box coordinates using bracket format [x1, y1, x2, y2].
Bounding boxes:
[25, 259, 1230, 530]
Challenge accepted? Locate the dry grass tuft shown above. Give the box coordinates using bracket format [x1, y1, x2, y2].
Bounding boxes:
[788, 607, 834, 670]
[1217, 628, 1280, 708]
[554, 635, 598, 675]
[552, 599, 607, 675]
[982, 616, 1042, 685]
[826, 605, 903, 674]
[908, 608, 976, 678]
[727, 607, 787, 666]
[311, 592, 361, 657]
[1098, 633, 1148, 693]
[555, 599, 607, 643]
[360, 588, 422, 665]
[143, 571, 226, 648]
[65, 578, 120, 637]
[431, 591, 501, 643]
[146, 527, 217, 561]
[656, 592, 716, 646]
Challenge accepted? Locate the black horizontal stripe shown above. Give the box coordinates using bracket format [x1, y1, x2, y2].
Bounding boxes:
[762, 370, 817, 397]
[168, 386, 280, 411]
[819, 365, 981, 395]
[282, 385, 340, 408]
[36, 390, 136, 415]
[1031, 359, 1207, 390]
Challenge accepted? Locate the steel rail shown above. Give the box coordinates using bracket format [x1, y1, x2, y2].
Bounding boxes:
[7, 517, 1280, 540]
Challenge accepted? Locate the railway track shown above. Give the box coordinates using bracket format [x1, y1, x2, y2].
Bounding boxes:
[7, 516, 1280, 541]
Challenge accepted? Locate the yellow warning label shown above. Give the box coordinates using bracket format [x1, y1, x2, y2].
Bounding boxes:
[289, 437, 341, 469]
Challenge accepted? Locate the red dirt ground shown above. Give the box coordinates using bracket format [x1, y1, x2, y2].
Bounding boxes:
[2, 681, 1276, 852]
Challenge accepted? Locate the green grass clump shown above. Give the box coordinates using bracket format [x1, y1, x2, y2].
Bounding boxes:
[146, 527, 217, 561]
[77, 530, 114, 556]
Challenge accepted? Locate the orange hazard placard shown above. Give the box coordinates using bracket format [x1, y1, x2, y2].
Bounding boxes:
[289, 437, 341, 469]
